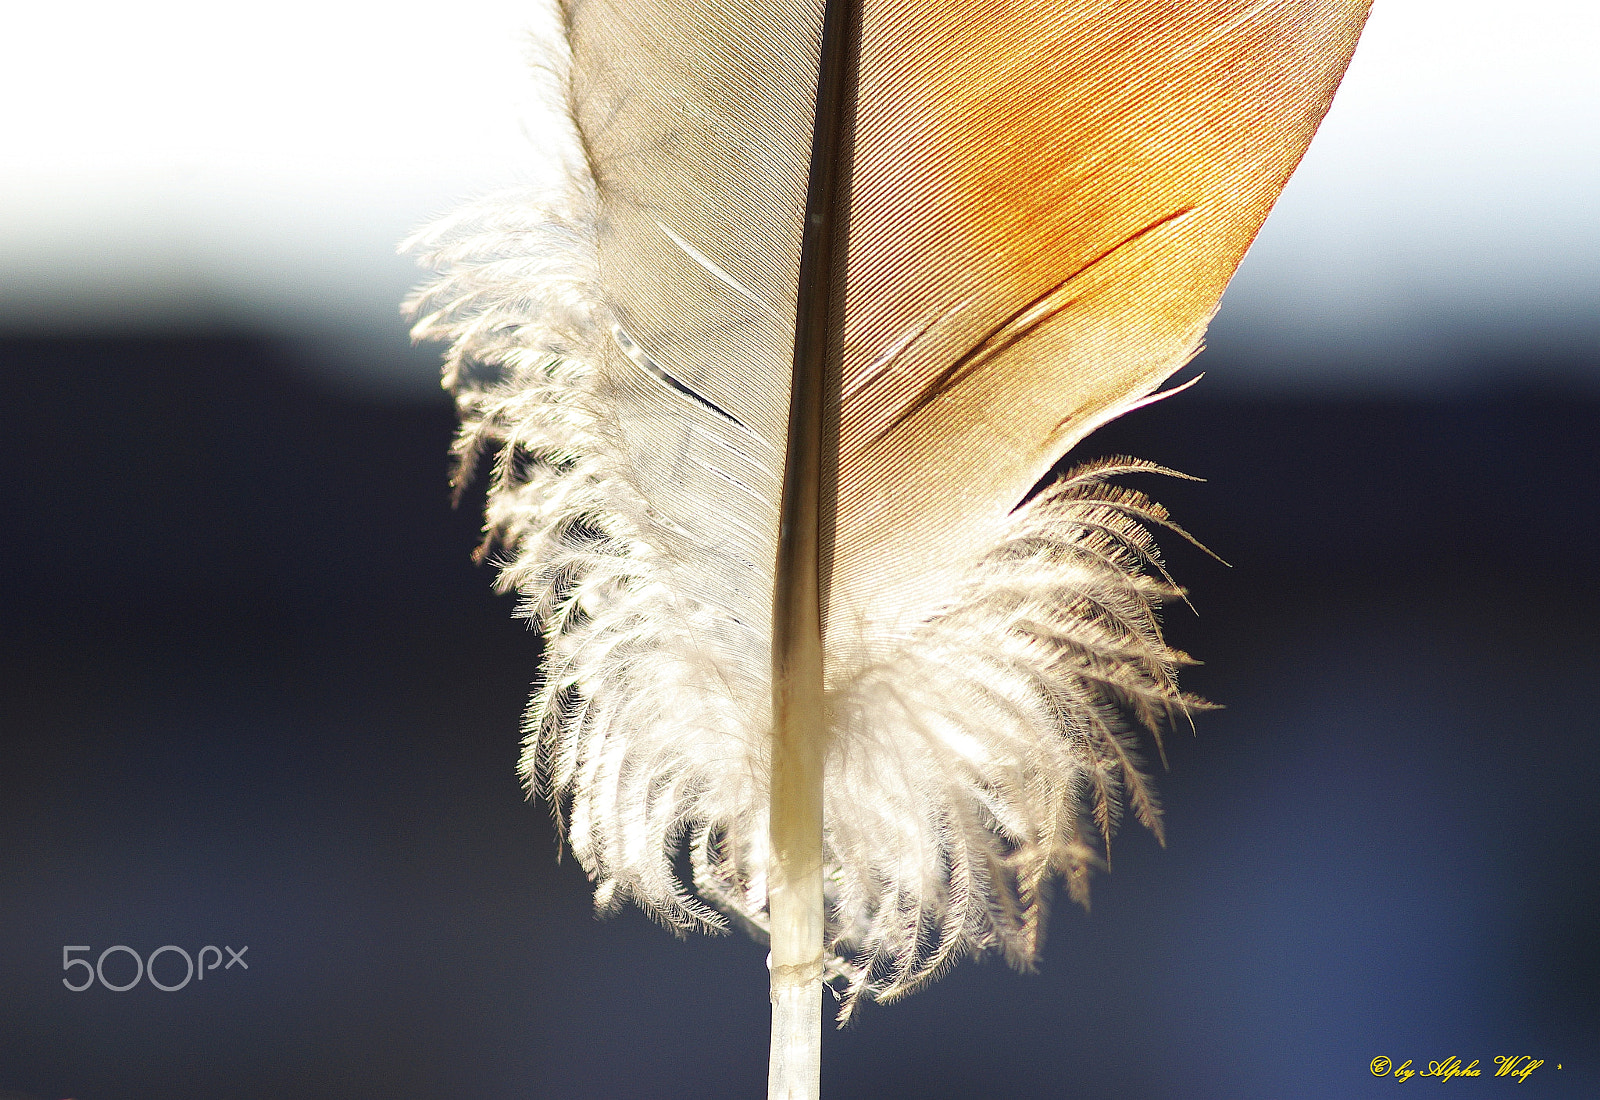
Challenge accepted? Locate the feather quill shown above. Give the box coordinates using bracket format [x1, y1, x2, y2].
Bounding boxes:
[407, 1, 1370, 1094]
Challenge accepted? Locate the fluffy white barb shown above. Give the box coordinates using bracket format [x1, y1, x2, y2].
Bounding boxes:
[406, 176, 1205, 1017]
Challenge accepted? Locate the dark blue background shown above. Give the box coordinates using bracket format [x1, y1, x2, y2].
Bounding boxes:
[1, 335, 1595, 1099]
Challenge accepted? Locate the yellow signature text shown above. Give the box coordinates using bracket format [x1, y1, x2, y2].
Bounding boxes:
[1370, 1055, 1550, 1082]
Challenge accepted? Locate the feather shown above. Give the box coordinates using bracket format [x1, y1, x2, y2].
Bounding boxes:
[406, 0, 1370, 1093]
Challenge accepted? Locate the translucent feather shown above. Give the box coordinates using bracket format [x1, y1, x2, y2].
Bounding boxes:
[406, 0, 1371, 1036]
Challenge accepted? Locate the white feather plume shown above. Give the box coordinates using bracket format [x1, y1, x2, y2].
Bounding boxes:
[407, 172, 1206, 1016]
[405, 3, 1371, 1044]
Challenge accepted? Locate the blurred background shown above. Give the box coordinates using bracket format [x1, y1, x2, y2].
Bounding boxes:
[1, 2, 1596, 1098]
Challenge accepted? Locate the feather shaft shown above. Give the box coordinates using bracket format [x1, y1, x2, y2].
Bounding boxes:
[769, 2, 852, 1094]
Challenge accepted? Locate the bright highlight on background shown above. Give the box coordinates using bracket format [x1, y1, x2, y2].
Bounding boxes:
[1216, 0, 1600, 389]
[1, 0, 1595, 393]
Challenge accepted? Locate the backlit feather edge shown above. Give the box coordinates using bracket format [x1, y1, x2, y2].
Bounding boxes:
[405, 163, 1207, 1019]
